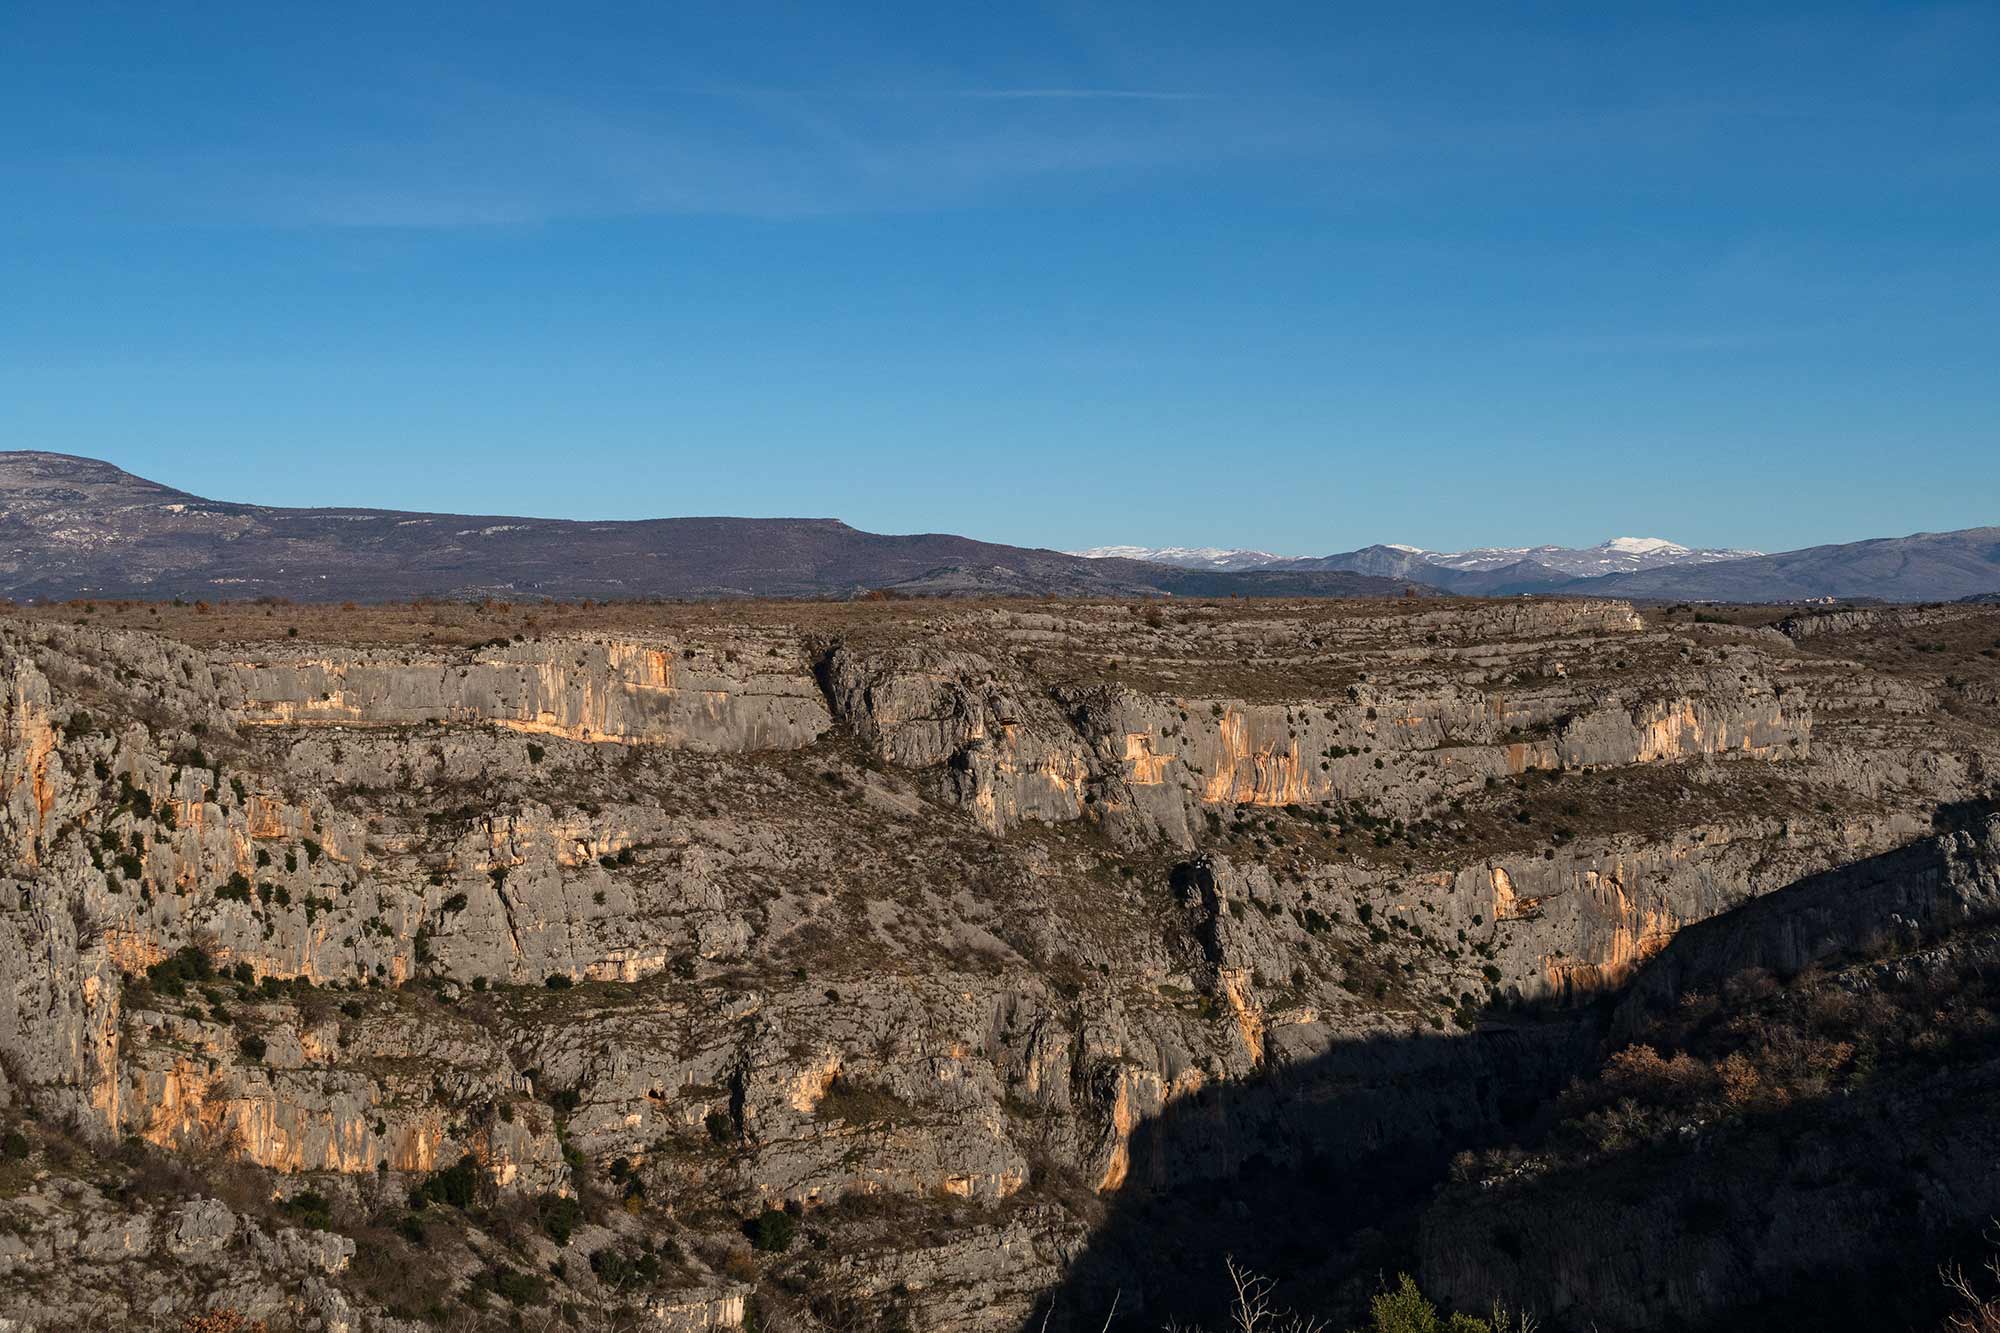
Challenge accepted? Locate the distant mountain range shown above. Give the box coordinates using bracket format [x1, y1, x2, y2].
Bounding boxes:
[2, 452, 1992, 604]
[1428, 537, 1765, 577]
[0, 452, 1418, 603]
[1278, 538, 1772, 597]
[1067, 545, 1292, 572]
[1296, 532, 2000, 600]
[1574, 529, 2000, 603]
[1075, 532, 2000, 603]
[1073, 537, 1763, 579]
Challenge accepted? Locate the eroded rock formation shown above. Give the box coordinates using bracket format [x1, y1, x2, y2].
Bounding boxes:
[0, 596, 1993, 1329]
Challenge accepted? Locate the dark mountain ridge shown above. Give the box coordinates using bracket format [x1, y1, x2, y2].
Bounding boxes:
[0, 452, 1412, 603]
[1284, 528, 2000, 603]
[6, 451, 1991, 604]
[1559, 526, 2000, 603]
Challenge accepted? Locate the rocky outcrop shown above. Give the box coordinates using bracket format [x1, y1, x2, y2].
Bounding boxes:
[818, 641, 1088, 833]
[1611, 811, 2000, 1037]
[223, 633, 832, 750]
[1415, 819, 2000, 1332]
[0, 1183, 357, 1332]
[0, 599, 1994, 1329]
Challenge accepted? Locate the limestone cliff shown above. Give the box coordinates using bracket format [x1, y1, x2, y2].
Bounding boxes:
[0, 596, 1993, 1330]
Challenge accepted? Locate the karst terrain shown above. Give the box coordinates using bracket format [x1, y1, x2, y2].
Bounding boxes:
[2, 593, 1999, 1332]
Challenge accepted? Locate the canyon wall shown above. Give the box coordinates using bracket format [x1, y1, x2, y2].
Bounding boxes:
[0, 598, 1993, 1329]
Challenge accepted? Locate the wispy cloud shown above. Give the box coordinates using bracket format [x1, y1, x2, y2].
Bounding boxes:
[945, 89, 1214, 101]
[1511, 327, 1817, 355]
[73, 75, 1281, 228]
[25, 3, 1996, 232]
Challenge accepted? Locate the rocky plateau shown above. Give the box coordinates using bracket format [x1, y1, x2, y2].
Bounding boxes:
[0, 593, 1997, 1331]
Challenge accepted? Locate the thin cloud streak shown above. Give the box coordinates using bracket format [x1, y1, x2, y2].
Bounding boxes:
[60, 78, 1278, 228]
[946, 89, 1214, 101]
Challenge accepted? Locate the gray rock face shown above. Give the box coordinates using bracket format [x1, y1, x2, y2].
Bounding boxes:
[222, 632, 833, 749]
[819, 640, 1089, 833]
[1610, 813, 2000, 1039]
[0, 1183, 354, 1331]
[0, 597, 1995, 1328]
[1415, 818, 2000, 1333]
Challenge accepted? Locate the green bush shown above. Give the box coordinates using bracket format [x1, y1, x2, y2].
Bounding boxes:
[1357, 1273, 1504, 1332]
[283, 1189, 333, 1229]
[815, 1077, 912, 1127]
[145, 946, 214, 998]
[539, 1192, 583, 1244]
[411, 1153, 482, 1210]
[748, 1207, 797, 1252]
[238, 1033, 267, 1061]
[591, 1246, 663, 1290]
[489, 1265, 546, 1306]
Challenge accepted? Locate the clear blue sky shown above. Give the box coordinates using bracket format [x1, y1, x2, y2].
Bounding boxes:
[4, 2, 1995, 556]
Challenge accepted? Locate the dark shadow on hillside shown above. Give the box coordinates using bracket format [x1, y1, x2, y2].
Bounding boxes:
[1025, 998, 1608, 1332]
[1027, 814, 2000, 1333]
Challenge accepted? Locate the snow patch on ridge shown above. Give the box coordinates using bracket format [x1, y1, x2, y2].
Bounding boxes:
[1067, 545, 1292, 570]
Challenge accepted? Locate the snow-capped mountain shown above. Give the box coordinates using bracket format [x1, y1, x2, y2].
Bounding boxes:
[1072, 537, 1760, 579]
[1066, 545, 1293, 571]
[1416, 538, 1763, 578]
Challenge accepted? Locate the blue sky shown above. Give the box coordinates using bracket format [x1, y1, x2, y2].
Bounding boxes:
[3, 1, 1995, 556]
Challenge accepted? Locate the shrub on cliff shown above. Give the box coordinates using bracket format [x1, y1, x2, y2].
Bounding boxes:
[537, 1192, 582, 1244]
[411, 1153, 483, 1210]
[747, 1206, 797, 1252]
[144, 945, 214, 998]
[485, 1265, 546, 1306]
[816, 1076, 912, 1126]
[1154, 1264, 1530, 1333]
[590, 1245, 664, 1290]
[282, 1189, 332, 1230]
[1352, 1273, 1533, 1332]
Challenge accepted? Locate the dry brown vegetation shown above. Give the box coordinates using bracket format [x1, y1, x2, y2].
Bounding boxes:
[1459, 923, 2000, 1182]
